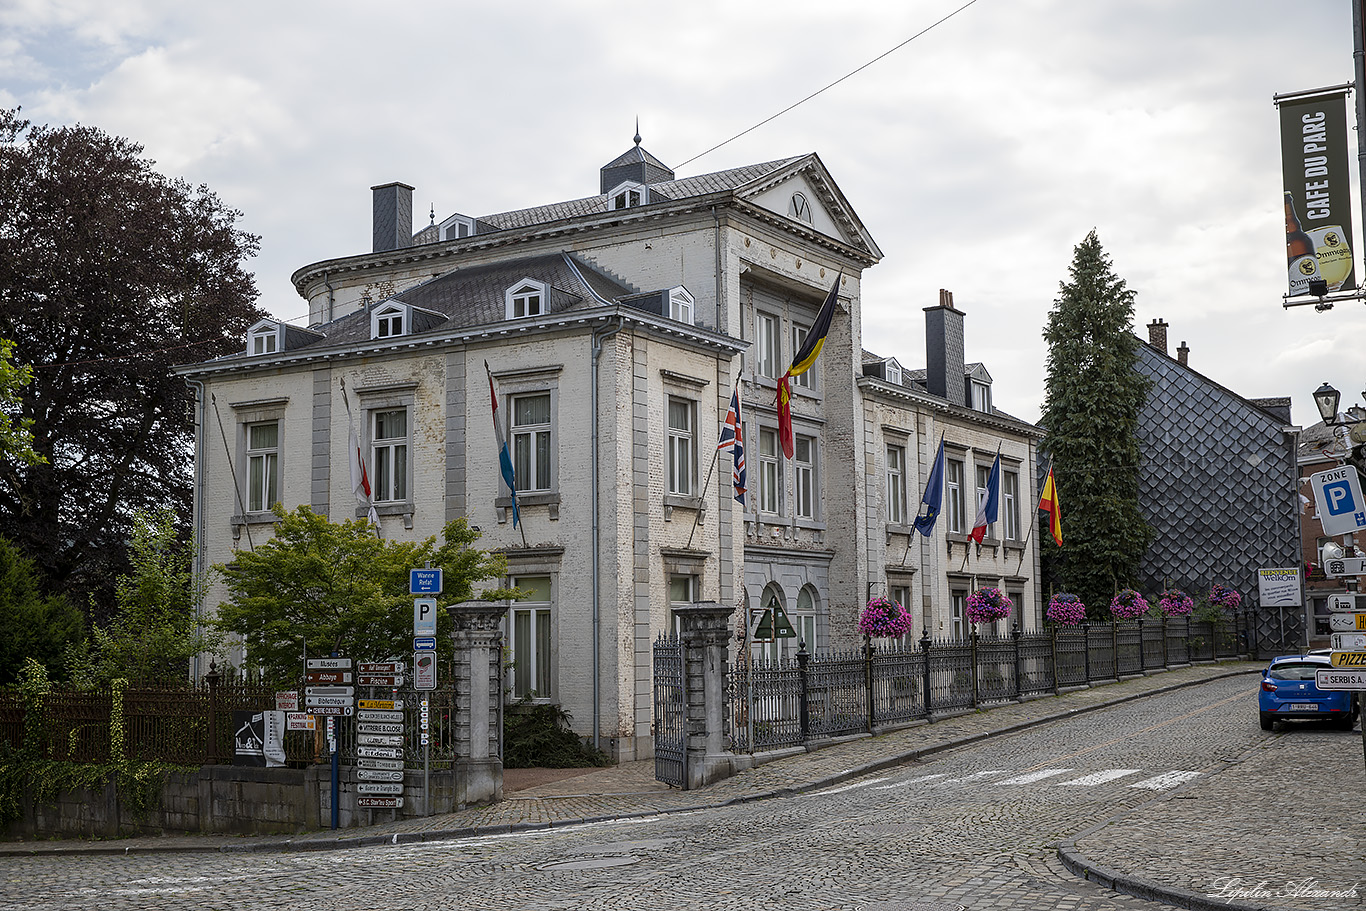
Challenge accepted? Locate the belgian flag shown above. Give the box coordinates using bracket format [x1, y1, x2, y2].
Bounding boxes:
[777, 275, 840, 458]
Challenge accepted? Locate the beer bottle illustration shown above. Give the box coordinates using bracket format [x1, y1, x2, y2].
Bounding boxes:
[1285, 191, 1323, 295]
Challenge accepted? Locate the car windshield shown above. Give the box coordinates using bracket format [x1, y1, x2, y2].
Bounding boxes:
[1268, 662, 1323, 681]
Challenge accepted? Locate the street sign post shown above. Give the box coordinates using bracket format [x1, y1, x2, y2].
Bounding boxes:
[1310, 466, 1366, 536]
[413, 636, 436, 651]
[1329, 612, 1366, 631]
[1329, 650, 1366, 668]
[1324, 556, 1366, 576]
[357, 797, 404, 809]
[305, 658, 353, 670]
[413, 652, 437, 691]
[1328, 594, 1364, 612]
[413, 598, 438, 635]
[1316, 668, 1366, 690]
[1330, 632, 1366, 651]
[356, 782, 404, 795]
[410, 568, 443, 595]
[358, 674, 404, 687]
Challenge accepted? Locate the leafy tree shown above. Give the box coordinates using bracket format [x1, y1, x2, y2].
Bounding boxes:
[0, 108, 264, 611]
[64, 508, 218, 686]
[1040, 230, 1151, 618]
[0, 339, 41, 467]
[0, 536, 83, 685]
[214, 507, 518, 687]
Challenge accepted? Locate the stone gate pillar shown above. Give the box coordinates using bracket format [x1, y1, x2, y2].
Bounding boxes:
[448, 600, 505, 806]
[674, 601, 736, 789]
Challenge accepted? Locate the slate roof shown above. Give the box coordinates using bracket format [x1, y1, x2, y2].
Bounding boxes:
[476, 157, 804, 232]
[284, 253, 637, 349]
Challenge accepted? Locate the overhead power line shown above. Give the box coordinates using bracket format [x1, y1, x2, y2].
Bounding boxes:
[676, 0, 984, 170]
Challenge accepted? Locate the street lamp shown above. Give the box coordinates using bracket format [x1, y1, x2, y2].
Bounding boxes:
[1314, 382, 1342, 424]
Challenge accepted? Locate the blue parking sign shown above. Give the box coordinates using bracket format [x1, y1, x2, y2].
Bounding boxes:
[1311, 466, 1366, 536]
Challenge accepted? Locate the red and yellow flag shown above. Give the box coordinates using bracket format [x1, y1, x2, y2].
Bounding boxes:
[777, 275, 840, 458]
[1038, 467, 1062, 546]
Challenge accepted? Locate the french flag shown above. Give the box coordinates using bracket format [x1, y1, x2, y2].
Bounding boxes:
[970, 453, 1001, 543]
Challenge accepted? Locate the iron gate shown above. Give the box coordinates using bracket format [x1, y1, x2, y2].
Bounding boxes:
[652, 637, 686, 789]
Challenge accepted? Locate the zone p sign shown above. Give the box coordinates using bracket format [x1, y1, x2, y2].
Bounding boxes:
[1310, 466, 1366, 536]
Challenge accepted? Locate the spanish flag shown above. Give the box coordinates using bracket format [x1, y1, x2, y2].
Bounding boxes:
[1038, 466, 1062, 546]
[778, 275, 840, 458]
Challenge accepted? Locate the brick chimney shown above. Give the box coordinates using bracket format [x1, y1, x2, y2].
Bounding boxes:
[1177, 341, 1189, 366]
[1147, 319, 1168, 355]
[372, 182, 415, 253]
[924, 289, 966, 407]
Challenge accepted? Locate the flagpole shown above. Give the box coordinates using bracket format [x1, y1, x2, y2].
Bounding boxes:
[1015, 458, 1049, 574]
[689, 376, 742, 550]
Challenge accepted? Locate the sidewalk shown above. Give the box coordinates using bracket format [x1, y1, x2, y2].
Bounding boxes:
[11, 661, 1356, 911]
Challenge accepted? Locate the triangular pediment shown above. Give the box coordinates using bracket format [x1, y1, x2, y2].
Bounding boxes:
[735, 154, 882, 259]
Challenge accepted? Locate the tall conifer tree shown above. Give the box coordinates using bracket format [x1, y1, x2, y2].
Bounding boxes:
[1041, 230, 1151, 617]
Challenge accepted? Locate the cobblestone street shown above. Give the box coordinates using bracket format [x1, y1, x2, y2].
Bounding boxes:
[3, 665, 1360, 911]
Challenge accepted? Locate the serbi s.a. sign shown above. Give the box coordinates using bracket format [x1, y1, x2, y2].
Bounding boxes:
[1309, 466, 1366, 536]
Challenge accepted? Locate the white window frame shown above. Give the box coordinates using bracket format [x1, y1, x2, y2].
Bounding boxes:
[885, 358, 902, 385]
[439, 213, 475, 241]
[886, 444, 906, 525]
[756, 312, 780, 379]
[667, 574, 698, 636]
[511, 392, 553, 493]
[608, 181, 647, 210]
[505, 279, 547, 320]
[794, 434, 817, 520]
[971, 380, 992, 412]
[370, 408, 409, 503]
[788, 191, 813, 224]
[946, 458, 966, 533]
[246, 421, 279, 513]
[758, 427, 781, 515]
[668, 286, 694, 324]
[951, 590, 967, 639]
[890, 583, 913, 647]
[667, 397, 696, 497]
[1002, 470, 1019, 541]
[371, 302, 407, 340]
[790, 323, 812, 389]
[248, 321, 279, 356]
[507, 575, 553, 699]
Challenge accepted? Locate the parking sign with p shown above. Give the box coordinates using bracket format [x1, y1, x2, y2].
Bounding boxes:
[1310, 466, 1366, 536]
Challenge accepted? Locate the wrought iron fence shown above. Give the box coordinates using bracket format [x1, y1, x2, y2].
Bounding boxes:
[721, 615, 1246, 754]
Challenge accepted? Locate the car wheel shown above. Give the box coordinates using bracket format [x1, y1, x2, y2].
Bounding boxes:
[1337, 713, 1358, 731]
[1259, 712, 1275, 731]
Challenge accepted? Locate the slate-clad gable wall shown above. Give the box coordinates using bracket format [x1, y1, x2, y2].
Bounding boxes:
[1134, 346, 1299, 607]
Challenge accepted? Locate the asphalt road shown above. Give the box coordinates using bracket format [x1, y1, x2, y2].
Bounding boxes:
[0, 674, 1305, 911]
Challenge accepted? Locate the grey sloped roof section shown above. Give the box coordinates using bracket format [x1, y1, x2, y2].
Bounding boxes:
[1134, 343, 1299, 605]
[303, 253, 635, 348]
[477, 157, 805, 231]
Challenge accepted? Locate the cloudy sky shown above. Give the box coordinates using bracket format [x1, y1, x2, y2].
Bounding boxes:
[4, 0, 1365, 427]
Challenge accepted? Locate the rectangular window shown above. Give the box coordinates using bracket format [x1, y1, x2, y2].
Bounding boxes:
[669, 291, 693, 324]
[890, 583, 913, 647]
[668, 574, 697, 636]
[794, 435, 816, 519]
[759, 428, 780, 514]
[1008, 590, 1024, 631]
[757, 313, 779, 378]
[946, 459, 965, 533]
[886, 445, 906, 524]
[790, 324, 811, 389]
[371, 409, 409, 502]
[951, 590, 967, 639]
[375, 311, 403, 338]
[971, 381, 991, 412]
[246, 421, 279, 512]
[666, 398, 695, 496]
[1002, 471, 1019, 541]
[512, 393, 552, 492]
[250, 331, 277, 356]
[975, 464, 993, 539]
[508, 576, 552, 698]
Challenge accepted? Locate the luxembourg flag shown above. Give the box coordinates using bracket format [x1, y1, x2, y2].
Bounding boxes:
[486, 361, 520, 528]
[970, 453, 1001, 543]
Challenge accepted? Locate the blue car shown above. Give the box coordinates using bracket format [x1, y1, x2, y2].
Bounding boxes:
[1259, 654, 1359, 731]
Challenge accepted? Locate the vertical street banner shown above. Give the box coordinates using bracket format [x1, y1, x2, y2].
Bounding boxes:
[1278, 90, 1355, 296]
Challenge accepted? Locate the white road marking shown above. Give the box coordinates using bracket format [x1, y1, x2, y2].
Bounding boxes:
[1059, 769, 1142, 786]
[995, 768, 1074, 785]
[872, 773, 949, 790]
[813, 777, 891, 795]
[1130, 770, 1202, 790]
[942, 770, 1009, 783]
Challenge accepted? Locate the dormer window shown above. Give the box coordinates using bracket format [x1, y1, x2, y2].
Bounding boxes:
[668, 286, 694, 324]
[885, 358, 902, 385]
[439, 213, 475, 241]
[372, 303, 407, 339]
[506, 279, 547, 319]
[248, 321, 280, 356]
[789, 192, 813, 224]
[971, 380, 992, 412]
[608, 181, 647, 210]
